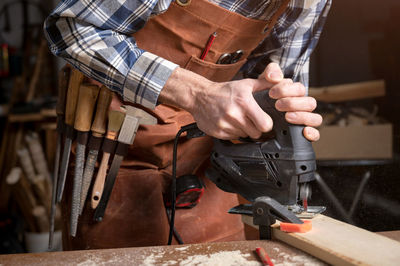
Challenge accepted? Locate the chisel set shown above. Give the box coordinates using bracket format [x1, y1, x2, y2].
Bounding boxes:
[49, 67, 156, 248]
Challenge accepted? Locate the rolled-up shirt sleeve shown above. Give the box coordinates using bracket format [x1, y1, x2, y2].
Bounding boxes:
[244, 0, 332, 90]
[44, 0, 177, 109]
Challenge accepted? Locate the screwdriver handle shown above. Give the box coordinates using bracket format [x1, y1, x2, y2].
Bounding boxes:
[90, 110, 125, 209]
[91, 86, 112, 137]
[65, 69, 84, 126]
[74, 84, 100, 132]
[91, 152, 110, 209]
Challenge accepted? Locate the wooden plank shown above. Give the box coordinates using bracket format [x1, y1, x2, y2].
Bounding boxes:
[243, 214, 400, 266]
[309, 80, 385, 102]
[377, 230, 400, 242]
[8, 113, 45, 123]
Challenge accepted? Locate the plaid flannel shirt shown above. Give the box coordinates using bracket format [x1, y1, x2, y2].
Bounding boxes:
[44, 0, 331, 109]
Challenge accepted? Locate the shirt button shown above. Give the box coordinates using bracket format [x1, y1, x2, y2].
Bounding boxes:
[176, 0, 191, 6]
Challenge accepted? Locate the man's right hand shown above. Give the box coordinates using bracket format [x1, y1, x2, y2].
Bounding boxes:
[158, 65, 321, 141]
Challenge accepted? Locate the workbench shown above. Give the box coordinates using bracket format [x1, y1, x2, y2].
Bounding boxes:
[1, 226, 399, 265]
[0, 240, 324, 265]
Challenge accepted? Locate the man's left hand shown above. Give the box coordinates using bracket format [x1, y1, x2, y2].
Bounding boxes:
[262, 63, 322, 142]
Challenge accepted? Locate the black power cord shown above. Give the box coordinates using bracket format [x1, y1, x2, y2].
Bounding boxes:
[166, 208, 184, 244]
[167, 123, 205, 245]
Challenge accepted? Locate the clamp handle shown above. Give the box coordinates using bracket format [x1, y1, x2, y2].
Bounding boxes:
[252, 196, 302, 240]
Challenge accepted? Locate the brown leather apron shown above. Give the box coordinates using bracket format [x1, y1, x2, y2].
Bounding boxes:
[62, 0, 290, 250]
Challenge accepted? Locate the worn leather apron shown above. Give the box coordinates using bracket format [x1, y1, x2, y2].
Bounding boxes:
[62, 0, 290, 250]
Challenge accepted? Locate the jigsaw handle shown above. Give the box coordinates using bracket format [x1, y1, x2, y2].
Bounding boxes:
[254, 90, 307, 145]
[254, 90, 316, 182]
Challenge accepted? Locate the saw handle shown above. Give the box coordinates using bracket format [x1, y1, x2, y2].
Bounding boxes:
[91, 152, 110, 208]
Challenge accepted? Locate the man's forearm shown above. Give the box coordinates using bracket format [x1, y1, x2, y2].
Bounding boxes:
[157, 64, 321, 142]
[158, 67, 214, 113]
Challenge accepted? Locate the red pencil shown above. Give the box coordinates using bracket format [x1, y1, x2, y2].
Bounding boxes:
[200, 32, 217, 60]
[256, 247, 275, 266]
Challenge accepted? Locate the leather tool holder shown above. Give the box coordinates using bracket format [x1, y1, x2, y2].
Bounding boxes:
[87, 135, 103, 152]
[101, 139, 118, 154]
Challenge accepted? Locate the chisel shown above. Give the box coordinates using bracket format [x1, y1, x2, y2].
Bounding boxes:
[79, 86, 112, 215]
[49, 66, 70, 249]
[57, 69, 84, 203]
[70, 84, 100, 237]
[93, 106, 157, 222]
[91, 108, 125, 209]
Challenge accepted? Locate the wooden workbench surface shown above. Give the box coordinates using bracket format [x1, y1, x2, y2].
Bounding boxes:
[0, 240, 325, 265]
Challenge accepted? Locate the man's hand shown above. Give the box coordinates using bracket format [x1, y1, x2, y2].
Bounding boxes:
[159, 63, 321, 141]
[262, 63, 322, 141]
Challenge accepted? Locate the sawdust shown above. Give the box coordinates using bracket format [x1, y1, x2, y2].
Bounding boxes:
[273, 252, 323, 266]
[178, 250, 259, 266]
[76, 251, 138, 266]
[142, 251, 166, 265]
[73, 244, 322, 266]
[77, 260, 97, 266]
[140, 250, 259, 266]
[174, 246, 190, 251]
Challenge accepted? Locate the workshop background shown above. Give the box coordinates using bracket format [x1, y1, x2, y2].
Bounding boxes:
[0, 0, 399, 254]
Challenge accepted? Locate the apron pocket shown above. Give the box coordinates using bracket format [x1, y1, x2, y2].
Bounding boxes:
[184, 55, 247, 82]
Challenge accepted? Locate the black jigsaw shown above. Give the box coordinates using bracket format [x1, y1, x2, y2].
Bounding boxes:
[205, 89, 326, 239]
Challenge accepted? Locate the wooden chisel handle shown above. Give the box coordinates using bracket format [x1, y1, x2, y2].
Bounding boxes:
[65, 69, 84, 126]
[91, 86, 112, 137]
[74, 84, 100, 132]
[56, 66, 70, 117]
[91, 152, 111, 208]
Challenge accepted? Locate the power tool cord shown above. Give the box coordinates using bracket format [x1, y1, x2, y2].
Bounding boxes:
[166, 208, 184, 244]
[168, 123, 203, 245]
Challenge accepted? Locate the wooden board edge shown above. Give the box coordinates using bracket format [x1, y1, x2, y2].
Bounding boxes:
[242, 215, 400, 266]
